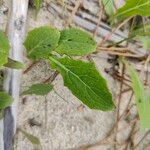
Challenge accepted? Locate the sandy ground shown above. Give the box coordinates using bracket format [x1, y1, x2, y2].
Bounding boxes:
[16, 57, 116, 150]
[1, 0, 150, 150]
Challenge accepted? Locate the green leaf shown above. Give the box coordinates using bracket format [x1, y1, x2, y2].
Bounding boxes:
[4, 58, 25, 69]
[56, 28, 97, 56]
[115, 0, 150, 20]
[22, 83, 53, 96]
[130, 23, 150, 51]
[0, 71, 3, 91]
[0, 30, 10, 68]
[49, 56, 115, 111]
[34, 0, 42, 13]
[131, 23, 150, 37]
[102, 0, 115, 16]
[24, 26, 60, 60]
[19, 129, 40, 145]
[0, 110, 4, 119]
[139, 36, 150, 51]
[126, 62, 150, 131]
[0, 92, 12, 109]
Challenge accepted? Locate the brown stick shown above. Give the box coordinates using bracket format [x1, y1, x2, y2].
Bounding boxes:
[23, 61, 39, 74]
[65, 0, 82, 27]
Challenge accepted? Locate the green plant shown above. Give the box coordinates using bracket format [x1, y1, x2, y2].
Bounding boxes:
[0, 0, 150, 136]
[24, 27, 115, 111]
[0, 92, 12, 110]
[0, 31, 12, 113]
[101, 0, 115, 17]
[113, 0, 150, 131]
[0, 30, 24, 117]
[123, 59, 150, 132]
[18, 128, 41, 149]
[34, 0, 42, 13]
[114, 0, 150, 20]
[0, 30, 10, 68]
[22, 83, 53, 96]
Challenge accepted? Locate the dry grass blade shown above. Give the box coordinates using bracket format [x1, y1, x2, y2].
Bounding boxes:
[134, 130, 150, 149]
[93, 0, 104, 37]
[23, 61, 39, 74]
[98, 17, 132, 46]
[65, 0, 82, 27]
[114, 64, 125, 149]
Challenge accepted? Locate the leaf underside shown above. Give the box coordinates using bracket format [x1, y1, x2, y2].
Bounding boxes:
[49, 56, 115, 111]
[24, 26, 60, 60]
[56, 28, 97, 56]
